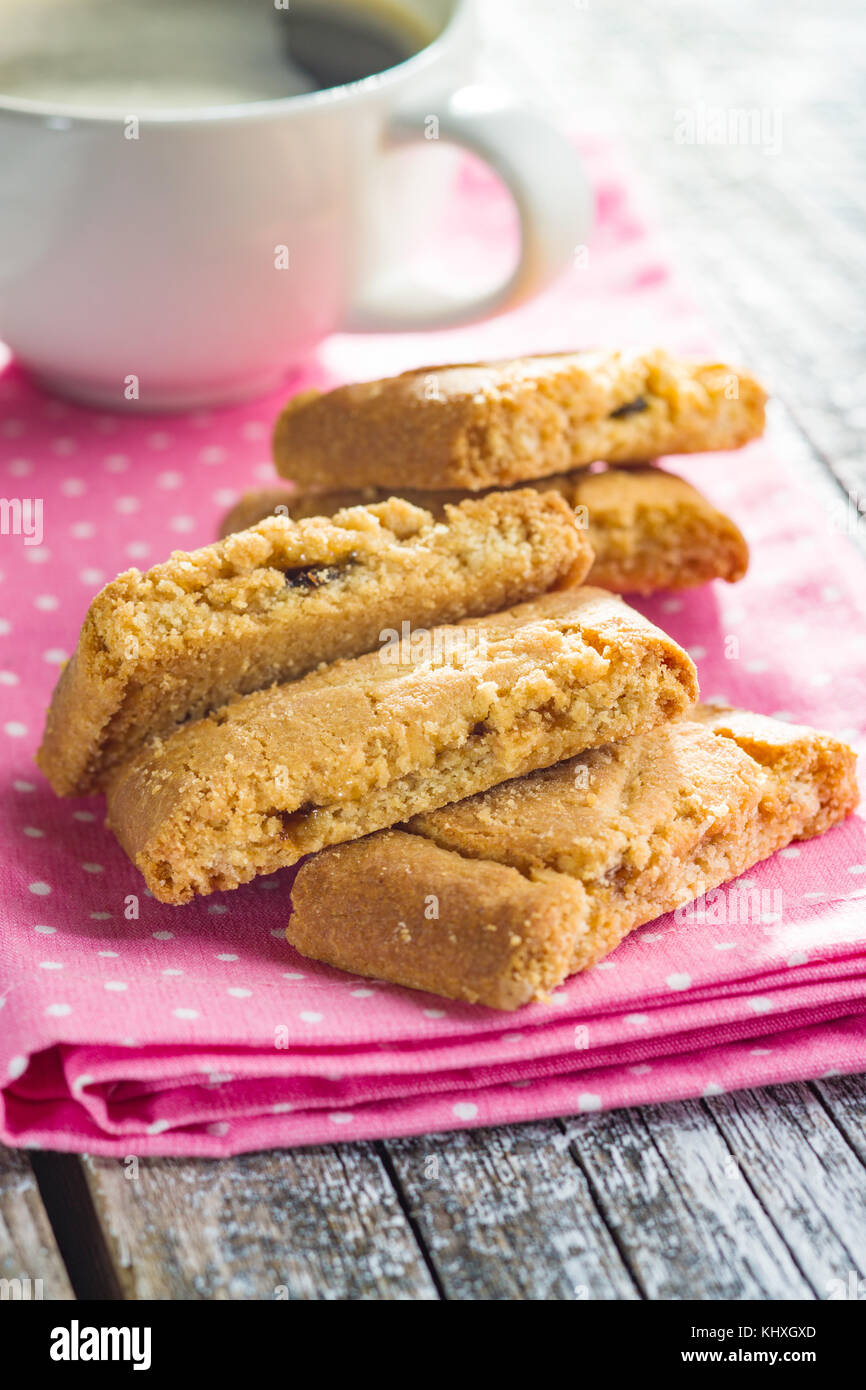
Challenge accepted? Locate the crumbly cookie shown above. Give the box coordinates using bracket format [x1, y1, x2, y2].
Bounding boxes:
[288, 706, 858, 1009]
[272, 349, 767, 491]
[38, 489, 589, 796]
[105, 588, 698, 903]
[567, 467, 748, 593]
[218, 466, 748, 595]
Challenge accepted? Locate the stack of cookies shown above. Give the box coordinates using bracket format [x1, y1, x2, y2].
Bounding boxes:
[38, 349, 859, 1011]
[221, 348, 756, 595]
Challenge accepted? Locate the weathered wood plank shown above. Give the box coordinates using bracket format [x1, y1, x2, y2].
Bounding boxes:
[813, 1072, 866, 1167]
[0, 1146, 74, 1300]
[561, 1100, 814, 1299]
[383, 1122, 639, 1300]
[648, 167, 866, 501]
[147, 0, 866, 1301]
[28, 1152, 124, 1300]
[484, 0, 866, 502]
[9, 1, 865, 1306]
[704, 1083, 866, 1299]
[82, 1146, 438, 1301]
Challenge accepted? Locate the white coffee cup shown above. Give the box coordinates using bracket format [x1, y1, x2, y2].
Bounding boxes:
[0, 0, 591, 410]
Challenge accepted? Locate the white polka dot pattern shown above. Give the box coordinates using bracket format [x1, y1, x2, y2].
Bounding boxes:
[0, 140, 864, 1159]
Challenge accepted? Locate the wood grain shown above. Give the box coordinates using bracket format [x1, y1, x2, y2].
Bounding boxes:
[704, 1083, 866, 1298]
[5, 0, 866, 1303]
[814, 1072, 866, 1166]
[382, 1123, 638, 1300]
[0, 1146, 73, 1300]
[81, 1145, 438, 1300]
[561, 1099, 813, 1299]
[480, 0, 866, 507]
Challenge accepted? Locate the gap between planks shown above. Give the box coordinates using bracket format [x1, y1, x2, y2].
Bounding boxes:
[0, 1146, 74, 1301]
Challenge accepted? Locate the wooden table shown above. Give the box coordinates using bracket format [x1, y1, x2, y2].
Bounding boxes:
[3, 0, 865, 1301]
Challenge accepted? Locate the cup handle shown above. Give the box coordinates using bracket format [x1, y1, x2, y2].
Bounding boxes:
[343, 85, 592, 332]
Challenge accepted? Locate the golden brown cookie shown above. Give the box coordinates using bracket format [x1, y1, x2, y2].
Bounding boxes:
[288, 706, 858, 1009]
[273, 349, 766, 491]
[218, 465, 749, 595]
[105, 587, 698, 903]
[567, 467, 748, 593]
[38, 489, 589, 796]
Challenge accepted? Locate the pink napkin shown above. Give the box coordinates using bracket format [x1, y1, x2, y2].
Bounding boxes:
[1, 136, 865, 1155]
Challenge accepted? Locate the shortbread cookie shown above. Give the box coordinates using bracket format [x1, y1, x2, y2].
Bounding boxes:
[567, 467, 748, 593]
[38, 489, 589, 796]
[219, 466, 748, 595]
[288, 707, 858, 1009]
[273, 349, 766, 491]
[105, 588, 698, 903]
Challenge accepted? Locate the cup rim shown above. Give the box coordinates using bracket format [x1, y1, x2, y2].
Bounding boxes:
[0, 0, 465, 126]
